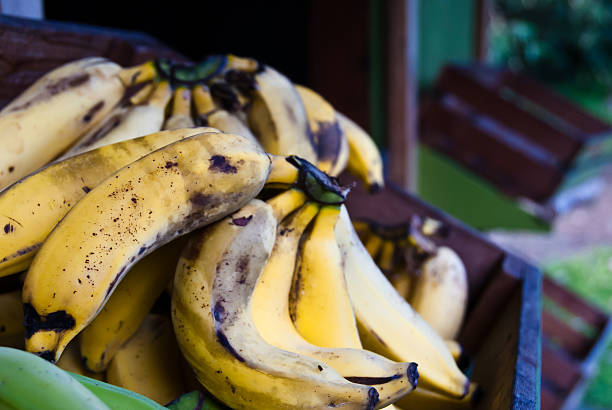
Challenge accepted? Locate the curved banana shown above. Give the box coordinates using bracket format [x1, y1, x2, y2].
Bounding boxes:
[23, 131, 270, 362]
[365, 233, 383, 260]
[253, 202, 417, 407]
[56, 338, 104, 381]
[0, 57, 129, 189]
[336, 206, 470, 398]
[376, 239, 396, 273]
[0, 290, 23, 348]
[247, 65, 317, 163]
[172, 200, 380, 409]
[409, 247, 468, 340]
[0, 346, 109, 410]
[336, 111, 384, 192]
[107, 314, 186, 405]
[193, 84, 258, 145]
[388, 269, 413, 301]
[66, 81, 173, 156]
[290, 205, 361, 348]
[0, 127, 214, 278]
[294, 85, 348, 176]
[164, 88, 195, 130]
[80, 237, 187, 372]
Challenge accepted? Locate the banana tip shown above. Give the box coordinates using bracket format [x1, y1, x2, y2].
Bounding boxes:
[368, 183, 383, 194]
[407, 362, 419, 389]
[35, 350, 56, 363]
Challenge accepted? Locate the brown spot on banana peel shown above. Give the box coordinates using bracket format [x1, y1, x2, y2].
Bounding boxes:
[8, 73, 91, 113]
[313, 121, 343, 163]
[208, 155, 237, 174]
[231, 215, 252, 226]
[82, 101, 105, 123]
[23, 303, 76, 340]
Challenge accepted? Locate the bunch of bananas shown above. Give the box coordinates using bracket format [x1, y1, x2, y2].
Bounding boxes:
[0, 54, 475, 410]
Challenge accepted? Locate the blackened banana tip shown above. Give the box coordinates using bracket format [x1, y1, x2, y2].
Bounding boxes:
[407, 362, 419, 388]
[368, 182, 383, 194]
[366, 387, 379, 410]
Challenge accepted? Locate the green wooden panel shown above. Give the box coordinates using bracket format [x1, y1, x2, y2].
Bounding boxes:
[417, 145, 550, 231]
[419, 0, 475, 89]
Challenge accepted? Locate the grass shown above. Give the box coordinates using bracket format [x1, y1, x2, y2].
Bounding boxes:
[543, 246, 612, 409]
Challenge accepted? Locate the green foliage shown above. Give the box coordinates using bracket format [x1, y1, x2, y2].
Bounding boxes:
[491, 0, 612, 90]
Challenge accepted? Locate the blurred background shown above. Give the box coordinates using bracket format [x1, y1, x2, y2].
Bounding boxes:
[3, 0, 612, 408]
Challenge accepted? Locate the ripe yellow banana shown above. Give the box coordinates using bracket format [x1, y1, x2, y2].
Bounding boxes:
[247, 65, 317, 163]
[107, 314, 186, 405]
[192, 84, 258, 144]
[290, 205, 362, 348]
[0, 127, 214, 278]
[377, 240, 396, 273]
[365, 233, 384, 260]
[335, 206, 470, 398]
[80, 237, 188, 372]
[336, 111, 384, 192]
[56, 338, 104, 381]
[409, 247, 468, 340]
[0, 290, 23, 348]
[164, 87, 195, 130]
[0, 57, 133, 189]
[65, 81, 173, 156]
[395, 382, 479, 409]
[444, 340, 463, 363]
[388, 269, 413, 301]
[294, 85, 348, 176]
[23, 131, 270, 362]
[172, 200, 380, 409]
[253, 201, 417, 408]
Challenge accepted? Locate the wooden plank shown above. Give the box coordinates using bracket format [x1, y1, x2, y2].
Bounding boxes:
[387, 0, 419, 191]
[542, 311, 594, 360]
[437, 65, 583, 163]
[0, 15, 185, 109]
[543, 276, 608, 328]
[473, 0, 490, 61]
[541, 343, 582, 392]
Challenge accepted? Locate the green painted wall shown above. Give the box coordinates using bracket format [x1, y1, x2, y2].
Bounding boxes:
[418, 0, 475, 88]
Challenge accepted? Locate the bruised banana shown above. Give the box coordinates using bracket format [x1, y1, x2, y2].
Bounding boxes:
[247, 64, 317, 163]
[290, 205, 362, 349]
[0, 57, 152, 189]
[294, 85, 348, 177]
[0, 290, 23, 348]
[0, 127, 215, 278]
[172, 200, 381, 409]
[80, 237, 188, 372]
[336, 111, 384, 192]
[107, 314, 186, 405]
[66, 81, 173, 157]
[336, 206, 470, 398]
[164, 88, 195, 130]
[0, 347, 109, 410]
[23, 131, 271, 362]
[192, 84, 259, 145]
[253, 199, 417, 408]
[409, 247, 468, 340]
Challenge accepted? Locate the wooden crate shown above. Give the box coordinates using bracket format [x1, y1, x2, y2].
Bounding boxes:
[541, 276, 612, 410]
[343, 175, 541, 409]
[421, 64, 612, 211]
[0, 15, 541, 408]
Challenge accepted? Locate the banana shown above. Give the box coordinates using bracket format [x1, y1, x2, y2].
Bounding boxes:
[336, 111, 384, 192]
[377, 239, 396, 273]
[290, 205, 362, 348]
[365, 233, 384, 260]
[395, 383, 480, 409]
[23, 131, 270, 362]
[247, 65, 317, 163]
[65, 81, 173, 156]
[193, 84, 259, 145]
[107, 314, 186, 405]
[253, 201, 418, 407]
[117, 61, 157, 87]
[444, 340, 463, 363]
[0, 346, 109, 410]
[335, 206, 470, 398]
[0, 57, 130, 189]
[0, 127, 214, 278]
[409, 247, 468, 340]
[164, 88, 195, 130]
[388, 269, 413, 301]
[80, 237, 188, 372]
[56, 338, 104, 381]
[294, 85, 348, 176]
[172, 199, 380, 409]
[0, 290, 24, 348]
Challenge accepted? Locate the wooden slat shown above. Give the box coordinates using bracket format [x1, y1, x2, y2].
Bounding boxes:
[387, 0, 419, 191]
[543, 276, 608, 329]
[541, 343, 582, 392]
[473, 0, 490, 62]
[437, 65, 583, 163]
[543, 311, 594, 360]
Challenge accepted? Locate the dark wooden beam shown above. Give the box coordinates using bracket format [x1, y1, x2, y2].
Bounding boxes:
[387, 0, 419, 191]
[474, 0, 490, 61]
